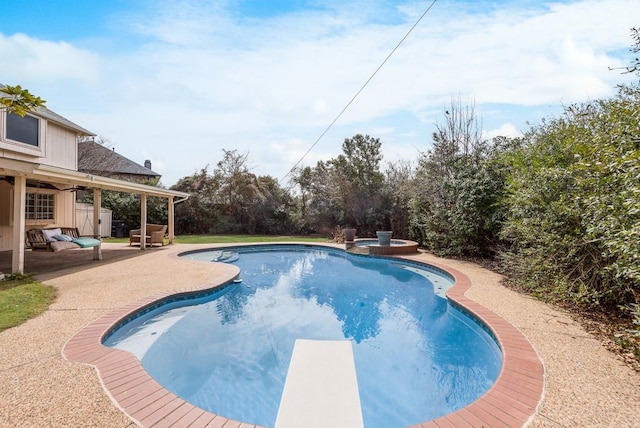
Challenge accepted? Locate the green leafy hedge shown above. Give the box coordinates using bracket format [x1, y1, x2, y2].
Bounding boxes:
[499, 85, 640, 309]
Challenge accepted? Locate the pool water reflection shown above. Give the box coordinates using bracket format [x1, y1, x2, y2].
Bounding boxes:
[105, 245, 502, 428]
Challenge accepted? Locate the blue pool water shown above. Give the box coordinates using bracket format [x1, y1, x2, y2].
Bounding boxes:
[104, 245, 502, 428]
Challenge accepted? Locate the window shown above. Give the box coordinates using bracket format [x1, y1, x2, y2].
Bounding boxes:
[1, 111, 46, 156]
[6, 112, 39, 147]
[26, 193, 55, 220]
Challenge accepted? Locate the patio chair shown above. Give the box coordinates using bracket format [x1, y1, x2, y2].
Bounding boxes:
[129, 224, 167, 247]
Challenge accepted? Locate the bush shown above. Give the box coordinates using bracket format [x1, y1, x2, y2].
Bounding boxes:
[499, 85, 640, 309]
[408, 99, 506, 257]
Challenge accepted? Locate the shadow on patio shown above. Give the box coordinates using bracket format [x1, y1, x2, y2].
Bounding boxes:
[0, 241, 171, 279]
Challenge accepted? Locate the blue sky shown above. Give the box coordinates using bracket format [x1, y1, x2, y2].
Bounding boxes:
[1, 0, 637, 186]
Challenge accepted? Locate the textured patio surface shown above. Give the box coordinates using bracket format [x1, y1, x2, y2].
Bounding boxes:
[1, 242, 639, 427]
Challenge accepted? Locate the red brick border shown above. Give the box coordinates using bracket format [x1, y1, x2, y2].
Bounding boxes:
[410, 261, 544, 427]
[63, 248, 544, 427]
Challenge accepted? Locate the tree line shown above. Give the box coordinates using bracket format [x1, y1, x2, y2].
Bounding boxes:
[167, 75, 639, 313]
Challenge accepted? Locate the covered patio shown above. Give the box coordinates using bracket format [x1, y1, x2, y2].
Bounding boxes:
[0, 158, 189, 274]
[0, 241, 157, 277]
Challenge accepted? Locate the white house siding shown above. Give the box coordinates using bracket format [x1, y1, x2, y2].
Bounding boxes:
[0, 182, 77, 252]
[53, 190, 76, 228]
[44, 122, 77, 170]
[0, 116, 77, 169]
[0, 109, 83, 251]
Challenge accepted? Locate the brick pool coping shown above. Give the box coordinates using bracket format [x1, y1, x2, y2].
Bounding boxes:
[62, 247, 544, 428]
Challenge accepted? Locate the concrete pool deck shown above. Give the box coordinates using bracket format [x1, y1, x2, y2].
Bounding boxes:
[1, 242, 639, 427]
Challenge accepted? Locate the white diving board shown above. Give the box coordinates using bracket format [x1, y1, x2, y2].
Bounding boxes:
[275, 339, 364, 428]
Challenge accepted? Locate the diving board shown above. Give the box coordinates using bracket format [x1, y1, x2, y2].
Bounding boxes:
[275, 339, 364, 428]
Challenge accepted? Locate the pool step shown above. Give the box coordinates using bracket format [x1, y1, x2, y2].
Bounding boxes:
[347, 246, 370, 255]
[210, 251, 239, 263]
[275, 339, 364, 428]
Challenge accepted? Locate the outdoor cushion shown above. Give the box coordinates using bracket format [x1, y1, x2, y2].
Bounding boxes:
[50, 241, 80, 252]
[72, 237, 101, 248]
[53, 234, 74, 242]
[42, 228, 62, 242]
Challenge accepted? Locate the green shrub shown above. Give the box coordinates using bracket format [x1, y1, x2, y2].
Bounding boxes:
[499, 84, 640, 309]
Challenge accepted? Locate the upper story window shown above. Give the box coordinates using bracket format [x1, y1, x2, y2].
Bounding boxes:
[7, 112, 40, 146]
[1, 111, 46, 156]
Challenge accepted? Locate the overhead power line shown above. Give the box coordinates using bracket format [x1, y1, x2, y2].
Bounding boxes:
[280, 0, 438, 183]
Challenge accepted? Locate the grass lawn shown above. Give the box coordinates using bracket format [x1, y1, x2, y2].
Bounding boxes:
[104, 234, 331, 245]
[0, 275, 55, 332]
[174, 234, 330, 244]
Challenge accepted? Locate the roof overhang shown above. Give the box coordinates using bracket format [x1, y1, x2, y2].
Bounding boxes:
[0, 158, 189, 202]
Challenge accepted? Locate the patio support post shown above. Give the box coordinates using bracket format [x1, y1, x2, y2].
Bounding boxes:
[93, 188, 102, 260]
[140, 193, 147, 250]
[168, 196, 175, 244]
[11, 175, 26, 274]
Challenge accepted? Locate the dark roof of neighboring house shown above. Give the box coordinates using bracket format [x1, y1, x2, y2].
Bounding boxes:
[78, 141, 161, 178]
[0, 83, 95, 136]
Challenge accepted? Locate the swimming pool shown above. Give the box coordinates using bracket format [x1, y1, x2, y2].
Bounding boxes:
[104, 245, 502, 427]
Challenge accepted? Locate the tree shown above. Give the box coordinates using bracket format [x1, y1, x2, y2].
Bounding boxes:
[289, 134, 388, 237]
[212, 149, 259, 232]
[172, 150, 293, 235]
[172, 166, 220, 234]
[409, 97, 505, 256]
[382, 160, 415, 239]
[623, 27, 639, 75]
[289, 166, 315, 233]
[0, 85, 46, 116]
[327, 134, 386, 235]
[249, 175, 294, 234]
[290, 161, 336, 235]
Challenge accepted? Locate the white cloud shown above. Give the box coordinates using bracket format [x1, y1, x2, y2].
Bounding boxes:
[484, 123, 522, 140]
[0, 33, 100, 84]
[2, 0, 637, 185]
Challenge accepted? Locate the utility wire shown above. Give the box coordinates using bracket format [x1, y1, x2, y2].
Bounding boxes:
[280, 0, 438, 184]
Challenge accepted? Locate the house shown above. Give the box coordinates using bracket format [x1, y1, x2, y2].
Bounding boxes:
[77, 140, 164, 237]
[0, 86, 189, 273]
[77, 140, 161, 183]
